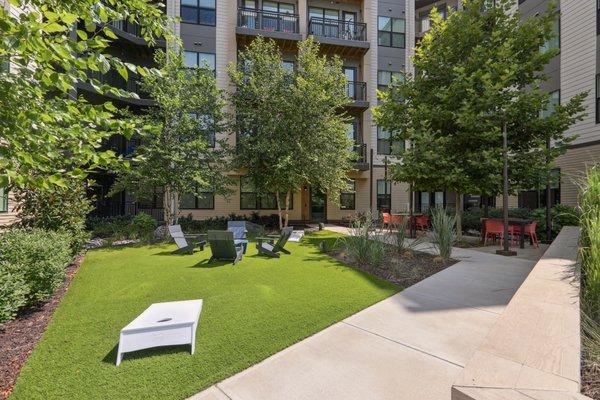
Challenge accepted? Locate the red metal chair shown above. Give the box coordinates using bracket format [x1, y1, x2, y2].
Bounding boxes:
[391, 214, 405, 225]
[415, 215, 429, 231]
[511, 221, 540, 248]
[483, 219, 505, 246]
[382, 212, 391, 228]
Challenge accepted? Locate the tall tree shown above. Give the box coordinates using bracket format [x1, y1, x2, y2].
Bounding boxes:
[112, 50, 231, 225]
[229, 37, 354, 228]
[0, 0, 169, 193]
[375, 0, 586, 236]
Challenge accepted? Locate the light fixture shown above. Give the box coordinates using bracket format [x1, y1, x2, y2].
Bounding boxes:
[194, 41, 202, 46]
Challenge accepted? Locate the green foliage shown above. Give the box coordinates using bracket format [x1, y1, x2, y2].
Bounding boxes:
[13, 180, 93, 253]
[431, 208, 456, 261]
[178, 213, 280, 234]
[86, 215, 134, 240]
[580, 165, 600, 321]
[375, 0, 586, 201]
[387, 219, 426, 254]
[131, 213, 157, 241]
[340, 212, 388, 269]
[0, 0, 170, 192]
[0, 229, 72, 307]
[530, 204, 580, 242]
[229, 37, 353, 228]
[112, 49, 231, 226]
[0, 265, 28, 324]
[9, 232, 397, 399]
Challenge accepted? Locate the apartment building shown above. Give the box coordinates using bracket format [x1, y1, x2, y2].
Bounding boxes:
[2, 0, 599, 225]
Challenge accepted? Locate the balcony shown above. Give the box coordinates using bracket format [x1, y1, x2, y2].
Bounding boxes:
[353, 143, 369, 171]
[79, 69, 154, 107]
[236, 8, 302, 49]
[308, 17, 369, 56]
[346, 81, 368, 109]
[107, 20, 166, 48]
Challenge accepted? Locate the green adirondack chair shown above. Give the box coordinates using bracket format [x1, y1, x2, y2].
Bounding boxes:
[256, 227, 293, 258]
[207, 230, 244, 265]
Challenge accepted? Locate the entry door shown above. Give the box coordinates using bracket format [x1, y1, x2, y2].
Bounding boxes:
[310, 189, 327, 222]
[342, 11, 356, 39]
[344, 67, 357, 99]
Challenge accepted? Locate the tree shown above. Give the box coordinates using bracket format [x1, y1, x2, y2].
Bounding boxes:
[111, 49, 232, 226]
[375, 0, 586, 237]
[0, 0, 169, 193]
[229, 37, 354, 228]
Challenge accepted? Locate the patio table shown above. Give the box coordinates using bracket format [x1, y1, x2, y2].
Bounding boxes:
[116, 299, 203, 366]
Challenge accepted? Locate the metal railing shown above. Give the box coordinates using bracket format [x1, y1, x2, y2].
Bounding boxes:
[86, 69, 149, 99]
[308, 17, 367, 41]
[347, 81, 367, 101]
[108, 20, 143, 37]
[353, 143, 367, 163]
[237, 8, 299, 34]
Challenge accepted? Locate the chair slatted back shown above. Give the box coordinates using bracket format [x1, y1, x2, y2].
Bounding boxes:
[207, 230, 238, 259]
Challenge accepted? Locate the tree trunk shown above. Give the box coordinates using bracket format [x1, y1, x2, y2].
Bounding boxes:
[275, 190, 283, 230]
[163, 186, 173, 226]
[284, 191, 291, 227]
[455, 191, 463, 241]
[172, 190, 180, 224]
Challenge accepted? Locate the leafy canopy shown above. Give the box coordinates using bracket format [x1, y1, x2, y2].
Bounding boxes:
[0, 0, 169, 191]
[229, 37, 354, 227]
[375, 0, 586, 198]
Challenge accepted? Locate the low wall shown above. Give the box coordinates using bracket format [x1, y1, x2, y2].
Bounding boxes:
[452, 226, 592, 400]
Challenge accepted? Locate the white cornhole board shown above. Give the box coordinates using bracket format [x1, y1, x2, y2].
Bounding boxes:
[116, 299, 203, 366]
[288, 230, 305, 242]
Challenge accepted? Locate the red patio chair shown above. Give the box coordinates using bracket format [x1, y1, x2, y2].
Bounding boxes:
[483, 219, 505, 246]
[382, 212, 391, 228]
[415, 215, 429, 231]
[391, 214, 404, 225]
[511, 221, 540, 248]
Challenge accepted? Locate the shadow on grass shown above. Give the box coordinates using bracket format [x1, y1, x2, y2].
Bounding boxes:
[190, 259, 234, 268]
[102, 343, 192, 365]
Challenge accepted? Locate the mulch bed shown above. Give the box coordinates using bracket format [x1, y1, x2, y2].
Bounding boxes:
[0, 254, 85, 400]
[582, 361, 600, 400]
[328, 249, 457, 288]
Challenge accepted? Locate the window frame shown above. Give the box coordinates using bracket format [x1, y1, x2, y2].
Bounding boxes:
[340, 180, 356, 210]
[184, 51, 216, 72]
[377, 16, 406, 48]
[377, 126, 405, 155]
[181, 0, 216, 26]
[239, 177, 293, 210]
[181, 188, 215, 210]
[376, 179, 392, 211]
[377, 70, 404, 91]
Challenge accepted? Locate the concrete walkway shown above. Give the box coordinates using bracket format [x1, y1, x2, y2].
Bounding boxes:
[190, 227, 538, 400]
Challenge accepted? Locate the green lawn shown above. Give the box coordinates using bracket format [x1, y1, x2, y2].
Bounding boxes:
[10, 231, 398, 400]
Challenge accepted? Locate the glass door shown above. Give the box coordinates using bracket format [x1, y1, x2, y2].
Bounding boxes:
[343, 67, 356, 99]
[310, 189, 327, 222]
[241, 0, 257, 28]
[342, 11, 356, 40]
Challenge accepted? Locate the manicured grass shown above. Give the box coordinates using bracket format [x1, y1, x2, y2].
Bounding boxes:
[10, 231, 398, 400]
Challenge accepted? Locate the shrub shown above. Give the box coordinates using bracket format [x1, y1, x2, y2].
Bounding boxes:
[14, 180, 92, 254]
[531, 204, 580, 242]
[0, 229, 72, 306]
[580, 165, 600, 321]
[0, 265, 28, 324]
[340, 212, 388, 270]
[131, 213, 157, 241]
[86, 215, 135, 240]
[431, 207, 456, 262]
[387, 218, 426, 255]
[178, 213, 281, 234]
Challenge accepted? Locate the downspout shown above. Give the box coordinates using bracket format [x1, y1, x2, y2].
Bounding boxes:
[369, 148, 374, 215]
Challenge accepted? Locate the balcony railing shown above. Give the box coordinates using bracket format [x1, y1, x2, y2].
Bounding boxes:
[353, 143, 367, 164]
[237, 8, 299, 34]
[308, 17, 367, 41]
[86, 69, 149, 99]
[347, 81, 367, 102]
[108, 20, 143, 37]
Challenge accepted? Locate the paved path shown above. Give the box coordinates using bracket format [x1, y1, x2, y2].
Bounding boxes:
[190, 227, 538, 400]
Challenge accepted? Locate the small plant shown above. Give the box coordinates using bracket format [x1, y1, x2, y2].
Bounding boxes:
[318, 222, 324, 231]
[430, 207, 456, 262]
[387, 219, 426, 256]
[131, 213, 157, 241]
[340, 211, 388, 270]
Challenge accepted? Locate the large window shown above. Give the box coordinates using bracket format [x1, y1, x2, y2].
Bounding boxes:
[540, 15, 560, 53]
[377, 180, 391, 211]
[377, 127, 405, 155]
[377, 70, 404, 91]
[518, 169, 561, 209]
[377, 17, 405, 48]
[184, 51, 216, 71]
[181, 189, 215, 209]
[240, 177, 293, 210]
[181, 0, 216, 26]
[0, 187, 7, 213]
[340, 180, 356, 210]
[541, 90, 560, 118]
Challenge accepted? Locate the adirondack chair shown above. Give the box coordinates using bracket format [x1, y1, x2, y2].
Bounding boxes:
[256, 227, 293, 258]
[207, 230, 244, 265]
[227, 221, 249, 253]
[168, 225, 205, 254]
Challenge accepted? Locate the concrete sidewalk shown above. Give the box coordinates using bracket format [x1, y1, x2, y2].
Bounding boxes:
[190, 228, 537, 400]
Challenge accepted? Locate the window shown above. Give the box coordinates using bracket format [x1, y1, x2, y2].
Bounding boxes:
[240, 177, 293, 210]
[378, 17, 405, 48]
[377, 127, 405, 155]
[181, 0, 216, 26]
[540, 15, 560, 53]
[377, 180, 391, 211]
[181, 189, 215, 209]
[541, 90, 560, 119]
[309, 7, 339, 37]
[190, 113, 216, 147]
[518, 169, 561, 209]
[282, 60, 295, 72]
[0, 187, 7, 212]
[184, 51, 216, 71]
[340, 180, 356, 210]
[377, 70, 404, 91]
